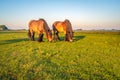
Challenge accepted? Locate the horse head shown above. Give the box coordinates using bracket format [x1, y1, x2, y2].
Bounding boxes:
[66, 31, 73, 42]
[65, 19, 74, 42]
[46, 29, 52, 42]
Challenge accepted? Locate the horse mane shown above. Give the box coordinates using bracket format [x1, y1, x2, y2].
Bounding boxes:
[39, 18, 49, 28]
[64, 19, 72, 31]
[38, 18, 46, 22]
[64, 19, 69, 22]
[64, 19, 71, 25]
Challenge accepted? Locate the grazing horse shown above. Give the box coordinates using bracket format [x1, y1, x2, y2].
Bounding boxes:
[28, 19, 52, 42]
[52, 19, 73, 42]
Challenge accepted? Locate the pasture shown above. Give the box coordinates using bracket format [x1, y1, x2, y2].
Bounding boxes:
[0, 30, 120, 80]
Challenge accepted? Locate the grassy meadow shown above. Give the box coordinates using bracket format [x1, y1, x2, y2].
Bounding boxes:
[0, 30, 120, 80]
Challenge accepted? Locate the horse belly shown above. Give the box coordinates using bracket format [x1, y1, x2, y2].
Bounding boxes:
[34, 27, 38, 32]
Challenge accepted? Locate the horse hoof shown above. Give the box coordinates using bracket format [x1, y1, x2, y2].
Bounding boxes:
[70, 40, 73, 42]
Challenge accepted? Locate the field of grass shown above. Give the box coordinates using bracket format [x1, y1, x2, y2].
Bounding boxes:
[0, 30, 120, 80]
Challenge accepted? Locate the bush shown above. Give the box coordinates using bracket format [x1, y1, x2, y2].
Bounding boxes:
[0, 25, 8, 30]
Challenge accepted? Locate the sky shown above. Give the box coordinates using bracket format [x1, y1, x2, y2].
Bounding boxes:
[0, 0, 120, 30]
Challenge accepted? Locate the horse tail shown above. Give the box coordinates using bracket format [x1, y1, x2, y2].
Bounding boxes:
[28, 29, 31, 38]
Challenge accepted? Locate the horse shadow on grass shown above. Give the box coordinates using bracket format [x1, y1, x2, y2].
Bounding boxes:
[73, 35, 85, 41]
[58, 35, 85, 42]
[0, 38, 29, 45]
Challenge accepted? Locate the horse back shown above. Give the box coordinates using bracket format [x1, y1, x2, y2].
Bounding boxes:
[29, 20, 45, 33]
[53, 21, 67, 33]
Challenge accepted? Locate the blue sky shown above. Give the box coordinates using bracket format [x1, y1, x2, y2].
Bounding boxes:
[0, 0, 120, 30]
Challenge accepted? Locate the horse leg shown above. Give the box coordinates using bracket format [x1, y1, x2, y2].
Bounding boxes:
[53, 30, 60, 41]
[38, 33, 44, 42]
[54, 32, 60, 41]
[31, 32, 35, 41]
[57, 33, 60, 41]
[65, 33, 69, 41]
[54, 33, 57, 41]
[28, 29, 31, 40]
[53, 26, 60, 41]
[53, 30, 56, 41]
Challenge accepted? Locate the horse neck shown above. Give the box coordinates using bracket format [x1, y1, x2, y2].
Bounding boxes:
[65, 21, 73, 32]
[44, 24, 50, 36]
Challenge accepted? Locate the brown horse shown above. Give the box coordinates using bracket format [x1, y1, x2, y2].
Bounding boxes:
[28, 19, 52, 42]
[53, 19, 73, 42]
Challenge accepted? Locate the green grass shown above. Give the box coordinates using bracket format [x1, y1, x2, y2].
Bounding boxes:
[0, 30, 120, 80]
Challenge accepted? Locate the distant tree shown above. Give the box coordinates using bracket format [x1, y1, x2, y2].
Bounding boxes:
[76, 29, 82, 31]
[78, 29, 82, 31]
[0, 25, 8, 30]
[112, 29, 116, 31]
